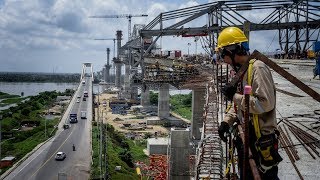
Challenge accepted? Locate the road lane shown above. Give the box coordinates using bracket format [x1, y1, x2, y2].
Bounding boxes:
[33, 78, 92, 180]
[4, 77, 92, 180]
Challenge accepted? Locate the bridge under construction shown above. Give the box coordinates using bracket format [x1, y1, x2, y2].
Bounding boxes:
[95, 1, 320, 179]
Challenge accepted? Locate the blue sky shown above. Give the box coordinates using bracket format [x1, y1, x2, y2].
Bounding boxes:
[0, 0, 284, 73]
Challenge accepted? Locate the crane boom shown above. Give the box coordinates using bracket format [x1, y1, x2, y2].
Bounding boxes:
[90, 14, 147, 18]
[90, 14, 148, 39]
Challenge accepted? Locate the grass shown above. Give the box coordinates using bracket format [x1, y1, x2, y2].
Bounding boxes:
[0, 92, 20, 100]
[91, 124, 148, 179]
[0, 118, 59, 175]
[170, 93, 192, 121]
[174, 107, 192, 120]
[1, 97, 28, 104]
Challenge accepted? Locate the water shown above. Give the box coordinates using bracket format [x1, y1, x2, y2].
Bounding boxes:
[0, 82, 78, 96]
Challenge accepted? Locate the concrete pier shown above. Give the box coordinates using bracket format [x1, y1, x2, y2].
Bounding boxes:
[114, 60, 121, 88]
[191, 87, 206, 140]
[105, 48, 111, 83]
[169, 128, 190, 180]
[123, 60, 131, 98]
[158, 83, 170, 119]
[114, 30, 122, 88]
[141, 86, 150, 107]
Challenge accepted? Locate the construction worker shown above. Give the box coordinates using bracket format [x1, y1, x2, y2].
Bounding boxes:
[216, 27, 282, 180]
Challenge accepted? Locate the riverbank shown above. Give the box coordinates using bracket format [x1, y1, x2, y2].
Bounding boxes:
[0, 90, 74, 175]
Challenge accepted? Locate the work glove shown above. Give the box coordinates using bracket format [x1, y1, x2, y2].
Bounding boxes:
[221, 84, 237, 101]
[218, 121, 230, 142]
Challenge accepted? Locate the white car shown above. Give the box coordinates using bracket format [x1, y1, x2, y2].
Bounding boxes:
[76, 99, 80, 103]
[55, 152, 66, 161]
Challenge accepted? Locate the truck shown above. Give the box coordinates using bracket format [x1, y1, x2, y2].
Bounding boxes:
[81, 111, 87, 119]
[69, 113, 78, 123]
[84, 91, 88, 97]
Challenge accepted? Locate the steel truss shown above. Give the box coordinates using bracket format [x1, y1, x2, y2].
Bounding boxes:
[140, 0, 320, 58]
[130, 0, 320, 179]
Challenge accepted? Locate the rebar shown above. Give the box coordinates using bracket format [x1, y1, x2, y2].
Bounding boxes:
[278, 130, 304, 180]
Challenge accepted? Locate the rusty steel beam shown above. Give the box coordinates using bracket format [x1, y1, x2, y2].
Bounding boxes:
[251, 50, 320, 103]
[237, 125, 261, 180]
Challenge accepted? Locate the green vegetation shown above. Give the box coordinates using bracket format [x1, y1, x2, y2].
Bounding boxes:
[150, 91, 158, 105]
[2, 118, 59, 160]
[91, 124, 148, 179]
[170, 93, 192, 120]
[1, 97, 28, 104]
[0, 92, 20, 100]
[0, 89, 74, 174]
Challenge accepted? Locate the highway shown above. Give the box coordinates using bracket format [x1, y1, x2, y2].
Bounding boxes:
[4, 77, 93, 180]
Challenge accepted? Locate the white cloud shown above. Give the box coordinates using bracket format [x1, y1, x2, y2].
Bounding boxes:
[0, 0, 316, 72]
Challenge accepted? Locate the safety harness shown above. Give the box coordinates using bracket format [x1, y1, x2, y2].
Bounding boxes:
[224, 59, 281, 177]
[248, 59, 281, 173]
[247, 59, 262, 139]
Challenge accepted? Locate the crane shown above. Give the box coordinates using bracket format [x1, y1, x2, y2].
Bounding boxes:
[90, 14, 148, 40]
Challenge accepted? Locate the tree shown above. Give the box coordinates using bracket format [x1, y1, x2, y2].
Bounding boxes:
[118, 149, 134, 168]
[150, 91, 158, 105]
[21, 107, 32, 116]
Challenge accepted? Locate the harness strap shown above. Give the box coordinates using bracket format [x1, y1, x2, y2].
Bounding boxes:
[248, 59, 261, 139]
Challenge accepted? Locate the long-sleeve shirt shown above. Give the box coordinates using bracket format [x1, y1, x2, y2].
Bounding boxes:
[224, 60, 277, 135]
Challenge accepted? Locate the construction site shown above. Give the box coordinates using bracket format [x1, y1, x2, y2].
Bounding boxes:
[93, 1, 320, 179]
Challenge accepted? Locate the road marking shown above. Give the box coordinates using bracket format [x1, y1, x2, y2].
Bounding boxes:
[9, 129, 65, 179]
[28, 126, 76, 180]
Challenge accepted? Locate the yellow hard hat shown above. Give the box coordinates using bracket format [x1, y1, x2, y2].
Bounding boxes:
[217, 27, 248, 49]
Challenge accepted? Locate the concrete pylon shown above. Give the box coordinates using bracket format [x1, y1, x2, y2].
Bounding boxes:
[141, 86, 150, 107]
[158, 83, 170, 119]
[105, 48, 111, 83]
[124, 59, 131, 99]
[191, 87, 206, 140]
[114, 30, 122, 88]
[102, 67, 106, 82]
[169, 128, 190, 180]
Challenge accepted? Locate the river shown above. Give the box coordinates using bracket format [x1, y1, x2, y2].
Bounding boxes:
[0, 82, 191, 97]
[0, 82, 79, 96]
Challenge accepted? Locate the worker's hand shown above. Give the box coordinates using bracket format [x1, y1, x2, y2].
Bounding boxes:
[218, 122, 230, 142]
[221, 84, 237, 101]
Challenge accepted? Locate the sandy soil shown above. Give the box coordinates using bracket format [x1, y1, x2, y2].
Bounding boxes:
[94, 93, 168, 136]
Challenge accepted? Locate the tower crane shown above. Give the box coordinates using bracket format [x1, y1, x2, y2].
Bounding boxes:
[90, 14, 148, 40]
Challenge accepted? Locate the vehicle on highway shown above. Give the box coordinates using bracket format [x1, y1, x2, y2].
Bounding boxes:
[84, 91, 88, 97]
[82, 80, 85, 84]
[55, 152, 66, 161]
[63, 124, 70, 129]
[77, 95, 81, 98]
[81, 111, 87, 119]
[69, 113, 78, 123]
[76, 99, 80, 103]
[83, 97, 86, 101]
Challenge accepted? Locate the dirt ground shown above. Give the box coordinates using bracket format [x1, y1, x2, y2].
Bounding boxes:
[94, 93, 168, 136]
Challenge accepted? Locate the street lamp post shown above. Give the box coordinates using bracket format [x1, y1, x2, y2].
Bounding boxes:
[194, 37, 199, 61]
[187, 43, 191, 56]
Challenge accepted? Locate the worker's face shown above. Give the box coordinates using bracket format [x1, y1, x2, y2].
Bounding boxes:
[219, 47, 233, 65]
